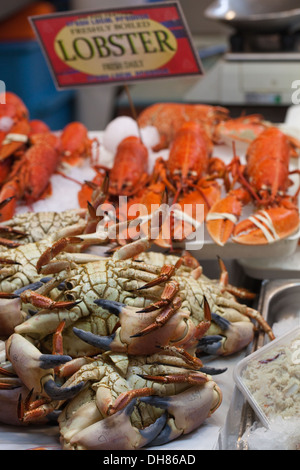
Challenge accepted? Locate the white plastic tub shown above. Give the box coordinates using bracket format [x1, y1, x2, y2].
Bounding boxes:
[234, 326, 300, 427]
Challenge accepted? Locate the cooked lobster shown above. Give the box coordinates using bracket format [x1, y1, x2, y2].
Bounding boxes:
[206, 127, 300, 245]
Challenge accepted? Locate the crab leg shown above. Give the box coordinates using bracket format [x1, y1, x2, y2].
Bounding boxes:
[139, 371, 209, 385]
[0, 366, 22, 390]
[0, 238, 22, 248]
[112, 203, 169, 261]
[137, 280, 180, 312]
[107, 387, 156, 415]
[217, 256, 256, 299]
[17, 388, 60, 423]
[131, 296, 182, 337]
[36, 236, 84, 273]
[134, 294, 211, 339]
[19, 289, 81, 310]
[137, 258, 183, 291]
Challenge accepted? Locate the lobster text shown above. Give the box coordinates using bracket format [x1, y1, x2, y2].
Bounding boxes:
[56, 30, 175, 61]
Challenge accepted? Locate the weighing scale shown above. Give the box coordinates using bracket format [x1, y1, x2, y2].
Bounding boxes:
[190, 0, 300, 106]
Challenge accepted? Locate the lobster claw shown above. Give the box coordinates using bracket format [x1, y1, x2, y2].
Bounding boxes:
[206, 188, 251, 246]
[232, 204, 300, 245]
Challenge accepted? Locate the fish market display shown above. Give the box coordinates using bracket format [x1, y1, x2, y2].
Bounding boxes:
[0, 96, 296, 450]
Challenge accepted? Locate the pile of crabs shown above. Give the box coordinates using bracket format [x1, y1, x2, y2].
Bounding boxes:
[0, 190, 274, 450]
[0, 97, 298, 450]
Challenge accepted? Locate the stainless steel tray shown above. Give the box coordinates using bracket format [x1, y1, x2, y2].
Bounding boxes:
[220, 279, 300, 449]
[205, 0, 300, 33]
[259, 279, 300, 328]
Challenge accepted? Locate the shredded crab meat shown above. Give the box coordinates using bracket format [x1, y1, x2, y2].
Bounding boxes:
[242, 334, 300, 420]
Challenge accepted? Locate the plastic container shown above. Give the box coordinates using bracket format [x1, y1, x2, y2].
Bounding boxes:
[0, 39, 75, 128]
[234, 326, 300, 427]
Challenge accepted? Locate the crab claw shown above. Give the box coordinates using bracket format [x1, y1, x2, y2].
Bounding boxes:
[140, 381, 222, 446]
[206, 188, 251, 246]
[197, 312, 254, 356]
[73, 327, 116, 352]
[94, 298, 125, 315]
[232, 204, 300, 245]
[13, 277, 52, 296]
[67, 398, 168, 450]
[0, 297, 27, 336]
[6, 334, 84, 400]
[74, 299, 192, 355]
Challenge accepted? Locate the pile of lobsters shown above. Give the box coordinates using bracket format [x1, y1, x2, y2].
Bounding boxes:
[0, 91, 98, 221]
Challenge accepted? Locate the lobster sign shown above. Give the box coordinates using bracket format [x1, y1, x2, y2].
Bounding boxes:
[30, 2, 203, 89]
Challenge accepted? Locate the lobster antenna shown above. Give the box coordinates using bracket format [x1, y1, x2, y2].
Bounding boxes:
[124, 84, 143, 143]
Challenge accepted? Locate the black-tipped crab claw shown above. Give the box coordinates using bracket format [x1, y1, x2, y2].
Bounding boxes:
[197, 312, 254, 356]
[73, 297, 213, 356]
[140, 381, 222, 446]
[66, 398, 168, 450]
[6, 334, 84, 401]
[73, 298, 195, 356]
